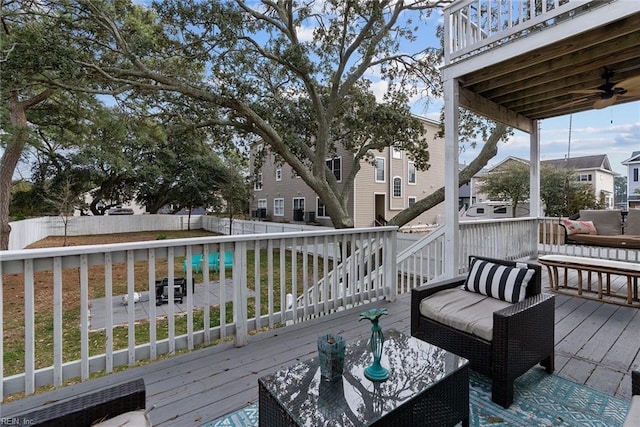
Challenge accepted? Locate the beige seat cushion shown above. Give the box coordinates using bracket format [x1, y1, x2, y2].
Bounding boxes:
[92, 410, 150, 427]
[419, 288, 512, 342]
[579, 210, 622, 235]
[623, 395, 640, 427]
[626, 209, 640, 235]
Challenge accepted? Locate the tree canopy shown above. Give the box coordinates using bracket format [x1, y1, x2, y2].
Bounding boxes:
[2, 0, 513, 249]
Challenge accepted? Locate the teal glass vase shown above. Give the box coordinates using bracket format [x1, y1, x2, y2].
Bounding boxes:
[317, 333, 346, 381]
[359, 308, 389, 382]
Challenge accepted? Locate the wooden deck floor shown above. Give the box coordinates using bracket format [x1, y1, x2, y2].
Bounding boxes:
[3, 270, 640, 426]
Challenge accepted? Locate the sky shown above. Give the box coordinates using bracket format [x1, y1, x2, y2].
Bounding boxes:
[389, 6, 640, 178]
[416, 100, 640, 177]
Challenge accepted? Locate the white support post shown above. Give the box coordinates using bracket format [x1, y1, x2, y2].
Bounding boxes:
[444, 78, 461, 278]
[384, 229, 398, 302]
[530, 119, 541, 259]
[530, 120, 541, 218]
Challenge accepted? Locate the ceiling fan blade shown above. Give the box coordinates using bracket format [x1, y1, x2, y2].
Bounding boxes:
[593, 94, 617, 109]
[569, 89, 603, 95]
[614, 75, 640, 91]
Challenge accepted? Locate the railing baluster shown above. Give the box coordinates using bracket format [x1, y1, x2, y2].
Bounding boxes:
[53, 256, 63, 386]
[80, 254, 89, 378]
[279, 239, 286, 324]
[254, 240, 261, 330]
[219, 244, 227, 340]
[104, 253, 113, 373]
[126, 250, 135, 365]
[148, 249, 157, 359]
[268, 239, 274, 329]
[24, 259, 35, 395]
[167, 247, 176, 353]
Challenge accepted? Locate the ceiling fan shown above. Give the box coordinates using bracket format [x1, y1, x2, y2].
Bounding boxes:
[568, 69, 640, 109]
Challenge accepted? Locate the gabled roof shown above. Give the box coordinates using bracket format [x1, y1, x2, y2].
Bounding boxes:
[486, 156, 529, 173]
[541, 154, 613, 172]
[622, 151, 640, 165]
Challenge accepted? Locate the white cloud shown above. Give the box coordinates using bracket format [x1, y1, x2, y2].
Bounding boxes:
[296, 26, 315, 42]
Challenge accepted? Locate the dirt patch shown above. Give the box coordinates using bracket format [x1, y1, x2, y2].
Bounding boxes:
[25, 230, 218, 248]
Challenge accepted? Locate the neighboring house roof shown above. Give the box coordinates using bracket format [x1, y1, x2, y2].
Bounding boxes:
[486, 156, 529, 172]
[622, 151, 640, 165]
[541, 154, 614, 173]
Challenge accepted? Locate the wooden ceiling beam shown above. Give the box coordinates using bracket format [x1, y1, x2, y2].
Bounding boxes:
[474, 43, 640, 100]
[468, 32, 640, 94]
[458, 86, 533, 133]
[459, 13, 640, 88]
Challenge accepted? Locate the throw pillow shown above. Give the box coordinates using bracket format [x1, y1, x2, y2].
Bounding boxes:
[561, 219, 598, 236]
[463, 258, 535, 303]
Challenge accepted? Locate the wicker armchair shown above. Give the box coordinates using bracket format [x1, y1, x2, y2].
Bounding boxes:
[625, 370, 640, 426]
[411, 256, 555, 408]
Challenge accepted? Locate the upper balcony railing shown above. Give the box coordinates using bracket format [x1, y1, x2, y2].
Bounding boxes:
[443, 0, 600, 64]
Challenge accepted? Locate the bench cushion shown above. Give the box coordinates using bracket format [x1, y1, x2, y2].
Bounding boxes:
[579, 210, 622, 235]
[626, 209, 640, 235]
[419, 288, 511, 341]
[565, 233, 640, 249]
[463, 258, 535, 303]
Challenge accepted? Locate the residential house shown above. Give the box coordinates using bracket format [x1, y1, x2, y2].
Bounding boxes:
[250, 116, 446, 228]
[622, 151, 640, 209]
[468, 156, 529, 205]
[542, 154, 616, 209]
[469, 154, 617, 211]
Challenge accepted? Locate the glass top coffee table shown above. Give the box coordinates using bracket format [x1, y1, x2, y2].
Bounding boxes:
[258, 329, 469, 426]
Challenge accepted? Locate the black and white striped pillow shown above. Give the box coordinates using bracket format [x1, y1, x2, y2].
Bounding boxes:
[463, 258, 535, 303]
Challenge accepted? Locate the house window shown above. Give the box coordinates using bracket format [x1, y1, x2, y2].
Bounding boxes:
[293, 198, 305, 211]
[392, 147, 402, 159]
[275, 168, 282, 181]
[393, 176, 402, 198]
[274, 198, 284, 216]
[634, 168, 639, 182]
[375, 157, 385, 182]
[326, 157, 342, 182]
[578, 174, 592, 182]
[254, 172, 263, 191]
[317, 198, 328, 218]
[256, 199, 267, 218]
[408, 162, 416, 184]
[408, 196, 416, 207]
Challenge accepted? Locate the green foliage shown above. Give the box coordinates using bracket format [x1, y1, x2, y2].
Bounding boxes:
[614, 176, 627, 205]
[53, 0, 454, 228]
[477, 161, 530, 217]
[541, 166, 600, 217]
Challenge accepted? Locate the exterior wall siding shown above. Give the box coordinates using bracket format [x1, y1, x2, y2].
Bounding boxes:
[251, 117, 445, 228]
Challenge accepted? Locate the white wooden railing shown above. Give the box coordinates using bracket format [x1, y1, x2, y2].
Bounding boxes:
[444, 0, 600, 63]
[396, 217, 540, 292]
[0, 226, 397, 399]
[3, 214, 639, 400]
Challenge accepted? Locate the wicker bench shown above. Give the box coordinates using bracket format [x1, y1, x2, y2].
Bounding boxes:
[2, 378, 146, 426]
[539, 255, 640, 306]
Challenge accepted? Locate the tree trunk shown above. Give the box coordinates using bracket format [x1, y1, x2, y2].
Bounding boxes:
[388, 123, 507, 227]
[0, 96, 30, 250]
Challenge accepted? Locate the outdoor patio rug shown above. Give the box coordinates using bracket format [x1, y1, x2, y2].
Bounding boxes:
[205, 368, 630, 426]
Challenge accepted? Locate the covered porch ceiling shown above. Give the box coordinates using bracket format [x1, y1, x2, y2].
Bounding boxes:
[452, 11, 640, 131]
